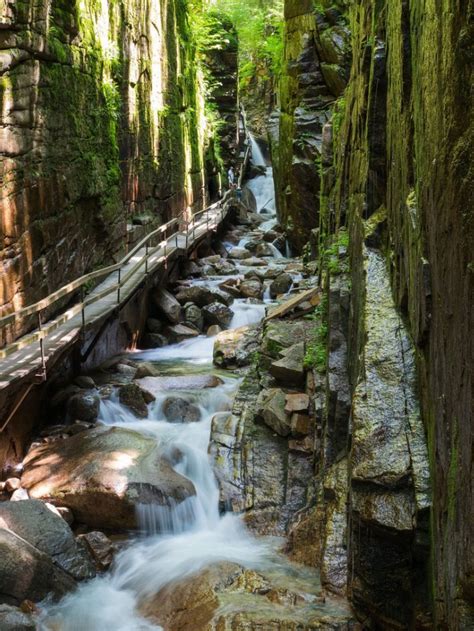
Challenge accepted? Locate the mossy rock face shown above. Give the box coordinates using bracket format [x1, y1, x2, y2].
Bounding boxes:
[1, 0, 237, 343]
[317, 0, 473, 627]
[270, 2, 351, 252]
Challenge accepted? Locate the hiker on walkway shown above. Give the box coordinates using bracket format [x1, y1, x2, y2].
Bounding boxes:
[228, 166, 236, 189]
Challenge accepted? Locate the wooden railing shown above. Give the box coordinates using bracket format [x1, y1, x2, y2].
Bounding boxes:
[0, 196, 232, 364]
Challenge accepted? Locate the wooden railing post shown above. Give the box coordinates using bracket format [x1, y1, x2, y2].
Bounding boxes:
[38, 311, 46, 376]
[117, 268, 121, 304]
[80, 287, 86, 330]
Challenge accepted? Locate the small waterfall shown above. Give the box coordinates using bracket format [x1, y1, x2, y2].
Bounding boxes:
[249, 133, 266, 167]
[39, 141, 293, 631]
[267, 242, 284, 259]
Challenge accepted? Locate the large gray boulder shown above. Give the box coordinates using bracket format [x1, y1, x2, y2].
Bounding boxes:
[256, 389, 291, 437]
[162, 398, 201, 424]
[175, 286, 215, 308]
[213, 326, 261, 368]
[67, 392, 100, 422]
[270, 342, 306, 387]
[21, 427, 196, 530]
[269, 273, 293, 298]
[0, 500, 95, 581]
[239, 279, 263, 300]
[153, 288, 183, 324]
[184, 303, 204, 331]
[118, 383, 155, 418]
[0, 528, 76, 605]
[202, 302, 233, 328]
[164, 324, 200, 343]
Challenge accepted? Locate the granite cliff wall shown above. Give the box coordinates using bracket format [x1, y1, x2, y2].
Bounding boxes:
[276, 0, 473, 628]
[0, 0, 237, 343]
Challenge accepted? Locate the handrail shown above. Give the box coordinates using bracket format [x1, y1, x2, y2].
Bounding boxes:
[0, 215, 183, 329]
[0, 202, 228, 361]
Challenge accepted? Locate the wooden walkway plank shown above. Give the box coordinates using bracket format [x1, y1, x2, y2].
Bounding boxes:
[0, 205, 228, 391]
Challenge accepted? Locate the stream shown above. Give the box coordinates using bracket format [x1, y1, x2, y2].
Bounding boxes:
[40, 137, 292, 630]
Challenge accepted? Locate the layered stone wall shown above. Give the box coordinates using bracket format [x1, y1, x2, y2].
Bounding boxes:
[275, 0, 473, 628]
[0, 0, 236, 343]
[270, 0, 350, 251]
[330, 2, 473, 627]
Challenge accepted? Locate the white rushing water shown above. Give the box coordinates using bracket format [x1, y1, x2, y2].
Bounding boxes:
[246, 134, 276, 216]
[40, 142, 284, 631]
[40, 289, 271, 631]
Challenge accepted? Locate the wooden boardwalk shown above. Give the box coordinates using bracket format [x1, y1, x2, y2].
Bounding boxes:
[0, 204, 228, 394]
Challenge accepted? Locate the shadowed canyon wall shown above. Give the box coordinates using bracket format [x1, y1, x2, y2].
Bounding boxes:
[274, 0, 473, 628]
[0, 0, 237, 343]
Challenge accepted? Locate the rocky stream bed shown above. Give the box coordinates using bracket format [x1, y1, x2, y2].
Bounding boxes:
[0, 165, 358, 630]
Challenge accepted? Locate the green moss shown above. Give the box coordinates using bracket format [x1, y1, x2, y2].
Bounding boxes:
[303, 296, 329, 373]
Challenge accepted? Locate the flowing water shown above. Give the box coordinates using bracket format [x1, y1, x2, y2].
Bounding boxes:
[39, 142, 287, 631]
[246, 134, 276, 218]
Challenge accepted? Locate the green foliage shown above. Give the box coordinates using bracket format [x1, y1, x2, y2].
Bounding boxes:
[209, 0, 284, 90]
[332, 96, 346, 135]
[322, 228, 350, 275]
[304, 296, 329, 373]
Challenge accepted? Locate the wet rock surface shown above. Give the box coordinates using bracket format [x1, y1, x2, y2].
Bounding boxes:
[142, 559, 357, 630]
[0, 527, 76, 606]
[21, 426, 196, 530]
[0, 500, 96, 581]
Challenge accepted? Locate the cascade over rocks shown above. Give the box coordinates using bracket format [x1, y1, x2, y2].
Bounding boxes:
[21, 426, 196, 530]
[202, 303, 234, 328]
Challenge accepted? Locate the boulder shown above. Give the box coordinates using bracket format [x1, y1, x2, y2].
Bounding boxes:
[256, 389, 291, 437]
[162, 398, 201, 424]
[67, 392, 100, 423]
[207, 325, 222, 337]
[255, 243, 274, 257]
[184, 303, 204, 331]
[118, 383, 155, 418]
[115, 363, 137, 378]
[0, 500, 95, 581]
[211, 289, 234, 306]
[77, 531, 115, 571]
[10, 489, 29, 501]
[134, 362, 161, 379]
[0, 605, 36, 630]
[270, 342, 306, 387]
[263, 230, 280, 243]
[213, 260, 237, 276]
[153, 288, 183, 324]
[164, 324, 199, 343]
[0, 527, 76, 605]
[174, 286, 215, 308]
[213, 326, 260, 368]
[228, 247, 251, 260]
[141, 333, 168, 349]
[269, 273, 293, 298]
[181, 260, 201, 277]
[240, 257, 267, 267]
[74, 376, 96, 389]
[285, 393, 310, 413]
[136, 375, 223, 397]
[219, 282, 241, 299]
[21, 426, 196, 530]
[202, 302, 233, 328]
[239, 279, 263, 300]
